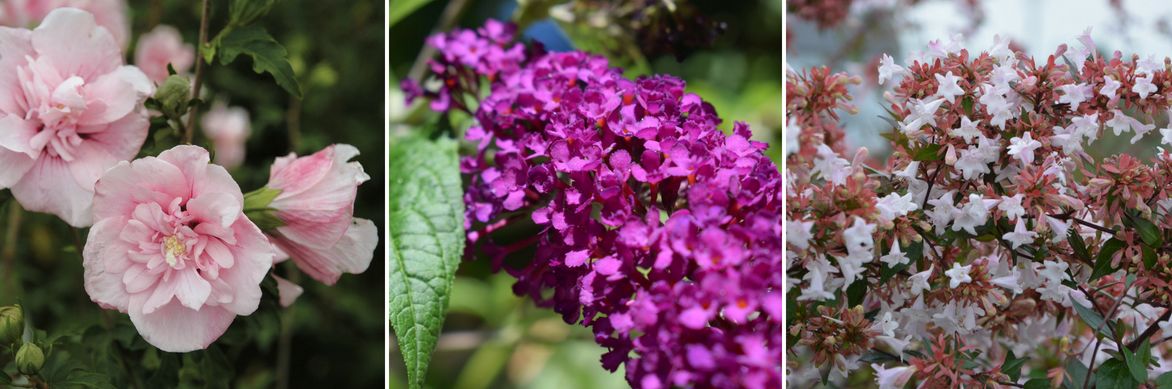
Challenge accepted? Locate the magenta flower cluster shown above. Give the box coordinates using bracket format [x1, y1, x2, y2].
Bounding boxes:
[406, 20, 782, 389]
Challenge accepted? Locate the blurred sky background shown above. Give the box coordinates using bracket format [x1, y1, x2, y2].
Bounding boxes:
[787, 0, 1172, 158]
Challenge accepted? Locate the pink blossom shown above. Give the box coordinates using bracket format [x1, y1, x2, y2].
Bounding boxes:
[82, 145, 274, 352]
[258, 144, 377, 285]
[134, 24, 195, 84]
[273, 274, 303, 308]
[0, 1, 129, 47]
[0, 8, 152, 226]
[200, 102, 250, 169]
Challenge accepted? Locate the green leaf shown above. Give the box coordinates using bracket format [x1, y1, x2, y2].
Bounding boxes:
[1095, 358, 1140, 389]
[388, 134, 466, 389]
[389, 0, 434, 28]
[913, 143, 943, 161]
[1157, 370, 1172, 388]
[961, 95, 975, 116]
[1068, 228, 1092, 264]
[1064, 357, 1089, 388]
[1024, 378, 1050, 389]
[1141, 338, 1154, 368]
[57, 371, 117, 389]
[1091, 238, 1126, 281]
[229, 0, 277, 27]
[1123, 341, 1148, 383]
[846, 279, 866, 307]
[1003, 350, 1027, 381]
[216, 26, 302, 98]
[1144, 245, 1158, 269]
[1131, 215, 1163, 248]
[1071, 298, 1114, 339]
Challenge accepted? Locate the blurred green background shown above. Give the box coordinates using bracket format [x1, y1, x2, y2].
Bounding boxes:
[0, 0, 384, 387]
[388, 0, 781, 387]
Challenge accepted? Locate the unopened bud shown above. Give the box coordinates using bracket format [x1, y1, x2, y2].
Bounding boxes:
[155, 75, 191, 118]
[0, 305, 22, 344]
[16, 342, 43, 375]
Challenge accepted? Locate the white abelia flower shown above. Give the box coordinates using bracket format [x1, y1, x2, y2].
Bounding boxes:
[945, 262, 973, 288]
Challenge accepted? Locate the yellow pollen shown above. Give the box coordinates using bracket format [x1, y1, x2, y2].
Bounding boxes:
[163, 235, 185, 266]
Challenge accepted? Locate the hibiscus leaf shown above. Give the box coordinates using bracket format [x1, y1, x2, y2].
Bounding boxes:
[388, 134, 465, 389]
[216, 26, 302, 98]
[229, 0, 277, 27]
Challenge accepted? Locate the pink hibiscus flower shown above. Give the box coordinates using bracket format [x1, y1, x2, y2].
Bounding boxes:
[134, 24, 195, 84]
[200, 101, 250, 169]
[0, 7, 152, 226]
[0, 0, 130, 47]
[83, 145, 274, 352]
[256, 144, 377, 285]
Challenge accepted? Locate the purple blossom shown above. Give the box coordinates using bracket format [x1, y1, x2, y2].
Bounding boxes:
[410, 20, 781, 389]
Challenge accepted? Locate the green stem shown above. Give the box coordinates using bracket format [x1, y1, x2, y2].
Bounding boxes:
[1, 203, 22, 305]
[275, 264, 302, 389]
[184, 0, 212, 144]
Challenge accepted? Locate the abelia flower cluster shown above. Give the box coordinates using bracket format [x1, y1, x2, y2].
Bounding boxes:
[407, 20, 782, 389]
[787, 30, 1172, 387]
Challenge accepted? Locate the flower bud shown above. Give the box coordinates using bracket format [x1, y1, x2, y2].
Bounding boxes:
[155, 74, 191, 118]
[16, 342, 44, 375]
[0, 305, 22, 344]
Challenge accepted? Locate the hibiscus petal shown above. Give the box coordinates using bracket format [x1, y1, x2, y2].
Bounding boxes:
[30, 8, 121, 80]
[215, 220, 271, 315]
[203, 238, 235, 269]
[141, 275, 178, 315]
[276, 218, 377, 285]
[127, 297, 235, 353]
[174, 270, 212, 310]
[187, 192, 241, 228]
[0, 147, 34, 188]
[11, 157, 94, 227]
[0, 115, 38, 157]
[83, 218, 132, 311]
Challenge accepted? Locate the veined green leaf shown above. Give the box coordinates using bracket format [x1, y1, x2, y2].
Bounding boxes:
[216, 26, 303, 98]
[388, 134, 466, 389]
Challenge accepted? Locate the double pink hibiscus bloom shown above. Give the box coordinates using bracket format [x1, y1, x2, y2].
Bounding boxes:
[0, 7, 152, 227]
[0, 8, 377, 352]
